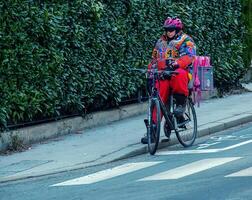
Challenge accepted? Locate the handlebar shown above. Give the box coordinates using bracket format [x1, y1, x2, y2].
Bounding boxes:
[130, 68, 178, 78]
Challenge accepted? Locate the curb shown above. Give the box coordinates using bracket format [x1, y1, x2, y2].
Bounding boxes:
[115, 112, 252, 160]
[1, 112, 252, 184]
[0, 102, 148, 152]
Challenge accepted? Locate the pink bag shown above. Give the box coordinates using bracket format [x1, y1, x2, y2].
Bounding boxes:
[192, 56, 213, 107]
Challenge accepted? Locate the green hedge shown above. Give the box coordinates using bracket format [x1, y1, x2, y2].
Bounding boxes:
[0, 0, 249, 129]
[242, 0, 252, 67]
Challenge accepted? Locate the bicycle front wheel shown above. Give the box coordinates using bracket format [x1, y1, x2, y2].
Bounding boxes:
[147, 98, 161, 155]
[175, 98, 197, 147]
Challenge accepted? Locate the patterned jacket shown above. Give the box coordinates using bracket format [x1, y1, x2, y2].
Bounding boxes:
[149, 32, 196, 70]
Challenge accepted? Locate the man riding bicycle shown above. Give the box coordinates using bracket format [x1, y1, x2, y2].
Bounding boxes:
[141, 16, 196, 144]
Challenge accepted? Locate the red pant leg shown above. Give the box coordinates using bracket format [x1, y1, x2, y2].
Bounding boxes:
[152, 80, 170, 123]
[171, 68, 189, 96]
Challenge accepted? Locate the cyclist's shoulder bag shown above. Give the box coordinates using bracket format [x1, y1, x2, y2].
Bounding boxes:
[191, 56, 214, 107]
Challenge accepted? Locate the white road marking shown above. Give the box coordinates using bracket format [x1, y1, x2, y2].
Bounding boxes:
[225, 167, 252, 177]
[51, 162, 162, 186]
[157, 140, 252, 155]
[211, 135, 238, 141]
[221, 140, 252, 150]
[138, 157, 241, 181]
[197, 142, 220, 149]
[157, 149, 220, 155]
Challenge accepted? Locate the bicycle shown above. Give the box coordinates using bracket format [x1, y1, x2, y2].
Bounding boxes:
[133, 65, 197, 155]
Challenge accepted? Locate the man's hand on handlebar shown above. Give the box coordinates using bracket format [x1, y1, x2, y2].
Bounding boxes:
[160, 71, 170, 80]
[160, 61, 180, 80]
[165, 59, 179, 71]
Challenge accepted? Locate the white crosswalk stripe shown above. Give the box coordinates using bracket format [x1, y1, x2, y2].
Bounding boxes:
[51, 156, 250, 187]
[225, 167, 252, 177]
[51, 161, 162, 186]
[138, 157, 241, 181]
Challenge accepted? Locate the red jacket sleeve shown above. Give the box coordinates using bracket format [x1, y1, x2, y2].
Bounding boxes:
[176, 55, 194, 69]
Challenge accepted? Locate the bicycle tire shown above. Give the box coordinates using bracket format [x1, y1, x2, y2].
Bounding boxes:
[175, 98, 197, 147]
[147, 98, 161, 155]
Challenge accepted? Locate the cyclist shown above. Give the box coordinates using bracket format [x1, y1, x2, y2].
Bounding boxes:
[141, 16, 196, 144]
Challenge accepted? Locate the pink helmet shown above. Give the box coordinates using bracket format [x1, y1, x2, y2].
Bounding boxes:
[163, 17, 183, 30]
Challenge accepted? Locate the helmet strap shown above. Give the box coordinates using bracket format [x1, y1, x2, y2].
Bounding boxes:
[175, 30, 182, 38]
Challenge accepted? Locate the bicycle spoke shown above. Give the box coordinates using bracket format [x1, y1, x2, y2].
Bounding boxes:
[175, 99, 197, 147]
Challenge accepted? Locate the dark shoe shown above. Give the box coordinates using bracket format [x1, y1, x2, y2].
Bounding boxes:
[141, 119, 149, 144]
[141, 122, 156, 144]
[174, 105, 186, 117]
[141, 135, 155, 144]
[174, 94, 187, 117]
[141, 136, 149, 144]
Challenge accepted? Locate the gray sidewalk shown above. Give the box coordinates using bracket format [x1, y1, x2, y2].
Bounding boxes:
[1, 84, 252, 183]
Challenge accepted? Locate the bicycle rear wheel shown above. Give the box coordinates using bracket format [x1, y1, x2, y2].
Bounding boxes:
[147, 98, 161, 155]
[175, 98, 197, 147]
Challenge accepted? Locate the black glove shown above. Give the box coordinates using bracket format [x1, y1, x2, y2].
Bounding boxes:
[171, 62, 179, 70]
[165, 59, 179, 70]
[160, 71, 171, 80]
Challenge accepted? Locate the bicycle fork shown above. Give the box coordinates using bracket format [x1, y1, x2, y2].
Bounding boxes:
[146, 96, 160, 130]
[159, 94, 178, 131]
[145, 98, 153, 131]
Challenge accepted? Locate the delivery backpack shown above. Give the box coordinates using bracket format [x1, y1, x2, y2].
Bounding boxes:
[190, 56, 214, 107]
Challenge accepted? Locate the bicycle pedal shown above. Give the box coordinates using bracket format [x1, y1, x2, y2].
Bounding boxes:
[178, 123, 187, 130]
[177, 119, 189, 127]
[178, 125, 187, 130]
[161, 138, 170, 143]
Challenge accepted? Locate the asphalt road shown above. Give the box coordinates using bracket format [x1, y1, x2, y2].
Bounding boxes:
[1, 123, 252, 200]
